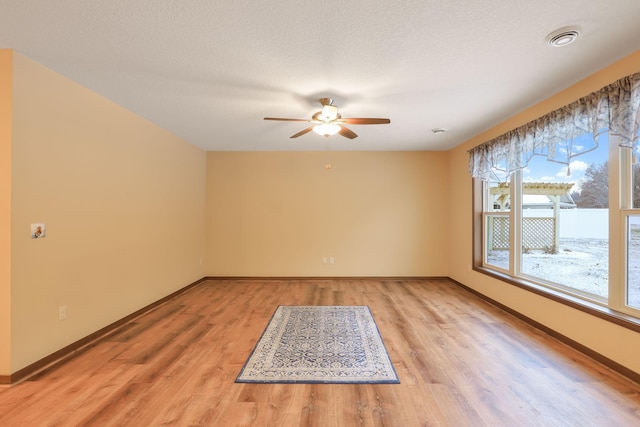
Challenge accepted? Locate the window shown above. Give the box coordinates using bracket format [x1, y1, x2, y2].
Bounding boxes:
[483, 135, 609, 302]
[625, 126, 640, 310]
[470, 71, 640, 318]
[627, 215, 640, 309]
[485, 179, 510, 271]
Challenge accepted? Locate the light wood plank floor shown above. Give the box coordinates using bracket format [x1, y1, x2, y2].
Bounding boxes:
[2, 278, 640, 426]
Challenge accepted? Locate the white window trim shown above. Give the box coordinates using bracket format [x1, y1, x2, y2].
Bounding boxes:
[476, 139, 640, 319]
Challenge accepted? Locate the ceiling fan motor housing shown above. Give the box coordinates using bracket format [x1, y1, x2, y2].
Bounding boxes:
[320, 104, 339, 121]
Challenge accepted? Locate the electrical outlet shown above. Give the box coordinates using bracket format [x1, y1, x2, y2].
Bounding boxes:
[323, 257, 327, 264]
[58, 305, 67, 321]
[330, 257, 335, 264]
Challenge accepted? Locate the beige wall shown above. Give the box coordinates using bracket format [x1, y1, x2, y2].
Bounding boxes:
[7, 52, 206, 374]
[5, 45, 640, 378]
[0, 50, 12, 375]
[448, 50, 640, 374]
[206, 151, 449, 277]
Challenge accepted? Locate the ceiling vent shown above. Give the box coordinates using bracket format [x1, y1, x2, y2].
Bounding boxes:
[546, 27, 581, 47]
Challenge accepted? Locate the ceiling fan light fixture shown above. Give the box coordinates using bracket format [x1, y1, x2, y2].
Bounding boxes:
[267, 98, 389, 139]
[313, 123, 341, 137]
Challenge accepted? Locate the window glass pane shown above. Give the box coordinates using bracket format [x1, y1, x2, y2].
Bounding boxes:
[634, 162, 640, 209]
[488, 181, 510, 212]
[627, 216, 640, 309]
[485, 214, 509, 270]
[485, 177, 510, 270]
[632, 131, 640, 208]
[520, 134, 609, 299]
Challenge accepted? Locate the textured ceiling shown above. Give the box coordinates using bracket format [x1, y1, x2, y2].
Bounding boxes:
[2, 1, 640, 151]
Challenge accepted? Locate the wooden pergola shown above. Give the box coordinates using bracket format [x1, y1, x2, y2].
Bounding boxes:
[489, 182, 575, 252]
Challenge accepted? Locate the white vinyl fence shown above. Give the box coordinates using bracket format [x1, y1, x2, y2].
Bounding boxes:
[524, 208, 608, 239]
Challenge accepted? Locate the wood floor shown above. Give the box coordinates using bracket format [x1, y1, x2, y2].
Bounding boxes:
[2, 278, 640, 426]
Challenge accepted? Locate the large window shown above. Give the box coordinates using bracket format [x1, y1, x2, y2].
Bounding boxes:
[470, 71, 640, 318]
[483, 134, 609, 302]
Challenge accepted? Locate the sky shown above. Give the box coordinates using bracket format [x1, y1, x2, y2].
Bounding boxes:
[490, 130, 640, 194]
[521, 133, 609, 193]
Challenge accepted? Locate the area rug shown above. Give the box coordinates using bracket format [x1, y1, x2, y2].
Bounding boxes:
[236, 305, 399, 384]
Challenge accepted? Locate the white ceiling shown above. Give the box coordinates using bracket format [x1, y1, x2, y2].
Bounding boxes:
[1, 1, 640, 152]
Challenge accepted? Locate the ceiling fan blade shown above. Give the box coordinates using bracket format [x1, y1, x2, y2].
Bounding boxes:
[341, 118, 390, 125]
[290, 127, 314, 138]
[264, 117, 311, 122]
[338, 126, 358, 139]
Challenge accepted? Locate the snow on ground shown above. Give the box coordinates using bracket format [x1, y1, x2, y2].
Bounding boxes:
[487, 238, 640, 308]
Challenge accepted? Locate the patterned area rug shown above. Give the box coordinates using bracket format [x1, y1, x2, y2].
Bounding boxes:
[236, 305, 399, 384]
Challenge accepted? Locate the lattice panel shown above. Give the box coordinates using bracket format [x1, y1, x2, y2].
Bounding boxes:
[490, 216, 509, 250]
[489, 216, 555, 250]
[522, 217, 555, 250]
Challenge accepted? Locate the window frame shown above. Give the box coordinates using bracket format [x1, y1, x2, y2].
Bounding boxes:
[472, 139, 640, 330]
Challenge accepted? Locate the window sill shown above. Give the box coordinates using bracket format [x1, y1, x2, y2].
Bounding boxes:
[472, 265, 640, 334]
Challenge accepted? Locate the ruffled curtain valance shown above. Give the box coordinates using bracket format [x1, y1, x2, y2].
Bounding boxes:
[469, 71, 640, 181]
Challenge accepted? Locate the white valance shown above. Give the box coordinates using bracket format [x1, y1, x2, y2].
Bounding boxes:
[469, 72, 640, 181]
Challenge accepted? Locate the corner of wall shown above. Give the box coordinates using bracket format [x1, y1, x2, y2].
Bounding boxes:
[0, 49, 13, 377]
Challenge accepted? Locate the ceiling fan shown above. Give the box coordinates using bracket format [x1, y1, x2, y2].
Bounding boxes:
[264, 98, 390, 139]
